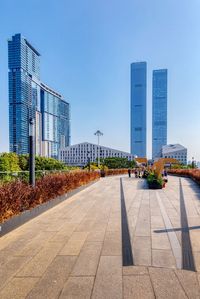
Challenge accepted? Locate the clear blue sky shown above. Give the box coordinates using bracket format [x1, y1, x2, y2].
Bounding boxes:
[0, 0, 200, 160]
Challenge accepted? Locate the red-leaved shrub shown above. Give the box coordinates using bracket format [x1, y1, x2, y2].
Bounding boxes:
[168, 169, 200, 185]
[104, 169, 129, 176]
[0, 170, 100, 223]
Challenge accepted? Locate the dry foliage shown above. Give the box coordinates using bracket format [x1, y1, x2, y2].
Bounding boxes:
[168, 169, 200, 184]
[0, 171, 100, 223]
[104, 169, 129, 176]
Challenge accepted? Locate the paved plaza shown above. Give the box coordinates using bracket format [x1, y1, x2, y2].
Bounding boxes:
[1, 175, 200, 298]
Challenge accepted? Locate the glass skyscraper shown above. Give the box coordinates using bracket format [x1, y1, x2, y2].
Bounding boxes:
[152, 69, 167, 159]
[130, 62, 147, 157]
[8, 33, 70, 159]
[8, 33, 40, 154]
[41, 83, 70, 159]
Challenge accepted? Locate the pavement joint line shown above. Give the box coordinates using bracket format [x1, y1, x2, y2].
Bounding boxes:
[156, 191, 182, 269]
[120, 178, 134, 266]
[179, 179, 196, 272]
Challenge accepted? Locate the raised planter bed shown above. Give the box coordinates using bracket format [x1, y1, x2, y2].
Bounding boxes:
[148, 181, 163, 189]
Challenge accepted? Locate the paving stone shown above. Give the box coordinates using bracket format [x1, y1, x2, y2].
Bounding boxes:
[16, 242, 63, 277]
[152, 249, 176, 269]
[0, 249, 15, 267]
[0, 256, 31, 290]
[26, 256, 76, 299]
[60, 276, 94, 299]
[71, 242, 102, 276]
[151, 215, 165, 228]
[86, 230, 106, 242]
[193, 252, 200, 271]
[107, 216, 121, 231]
[92, 256, 122, 299]
[0, 277, 39, 299]
[123, 265, 148, 276]
[123, 275, 155, 299]
[49, 223, 78, 243]
[59, 232, 88, 256]
[0, 232, 25, 251]
[151, 232, 171, 250]
[156, 191, 182, 269]
[190, 231, 200, 252]
[75, 218, 96, 232]
[101, 230, 122, 256]
[175, 269, 200, 299]
[133, 248, 152, 266]
[133, 236, 151, 266]
[149, 267, 187, 298]
[15, 231, 55, 257]
[134, 207, 150, 237]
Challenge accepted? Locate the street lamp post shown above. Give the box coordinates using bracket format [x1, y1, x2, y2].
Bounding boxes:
[94, 130, 103, 167]
[29, 118, 35, 187]
[87, 151, 91, 172]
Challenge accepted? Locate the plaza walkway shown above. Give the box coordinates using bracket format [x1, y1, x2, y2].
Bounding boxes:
[1, 175, 200, 298]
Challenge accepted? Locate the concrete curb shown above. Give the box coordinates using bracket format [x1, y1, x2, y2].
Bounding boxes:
[0, 179, 99, 237]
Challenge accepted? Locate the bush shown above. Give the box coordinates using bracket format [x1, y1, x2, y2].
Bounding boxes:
[168, 169, 200, 185]
[147, 173, 163, 189]
[0, 170, 100, 223]
[104, 169, 129, 176]
[0, 153, 79, 183]
[103, 157, 136, 169]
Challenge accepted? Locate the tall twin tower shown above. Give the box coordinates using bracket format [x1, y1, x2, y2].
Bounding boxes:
[130, 62, 167, 159]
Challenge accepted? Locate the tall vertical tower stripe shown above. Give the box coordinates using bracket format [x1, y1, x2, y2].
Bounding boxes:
[130, 62, 147, 157]
[152, 69, 168, 159]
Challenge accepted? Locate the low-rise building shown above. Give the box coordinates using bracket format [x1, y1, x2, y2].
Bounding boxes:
[59, 142, 134, 166]
[161, 144, 187, 165]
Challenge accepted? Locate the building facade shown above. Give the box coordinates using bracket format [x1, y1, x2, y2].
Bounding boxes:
[8, 33, 70, 159]
[152, 69, 167, 159]
[162, 144, 187, 165]
[130, 62, 147, 157]
[40, 83, 70, 159]
[59, 142, 134, 166]
[8, 33, 40, 154]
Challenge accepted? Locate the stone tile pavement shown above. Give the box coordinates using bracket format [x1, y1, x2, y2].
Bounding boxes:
[0, 175, 200, 298]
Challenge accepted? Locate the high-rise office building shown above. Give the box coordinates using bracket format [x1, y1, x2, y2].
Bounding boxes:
[152, 69, 167, 159]
[8, 33, 40, 154]
[8, 33, 70, 159]
[40, 83, 70, 159]
[130, 62, 147, 157]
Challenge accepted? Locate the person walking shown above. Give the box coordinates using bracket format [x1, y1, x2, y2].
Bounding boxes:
[128, 168, 131, 178]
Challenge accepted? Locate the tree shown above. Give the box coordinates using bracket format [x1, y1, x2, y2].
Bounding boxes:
[35, 156, 66, 171]
[18, 154, 29, 171]
[0, 153, 67, 172]
[103, 157, 136, 169]
[0, 153, 21, 172]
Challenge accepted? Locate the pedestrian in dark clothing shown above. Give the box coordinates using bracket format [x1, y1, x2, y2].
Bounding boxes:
[164, 169, 168, 182]
[128, 168, 131, 178]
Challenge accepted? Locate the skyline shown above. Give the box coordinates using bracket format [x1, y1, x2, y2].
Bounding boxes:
[0, 1, 200, 160]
